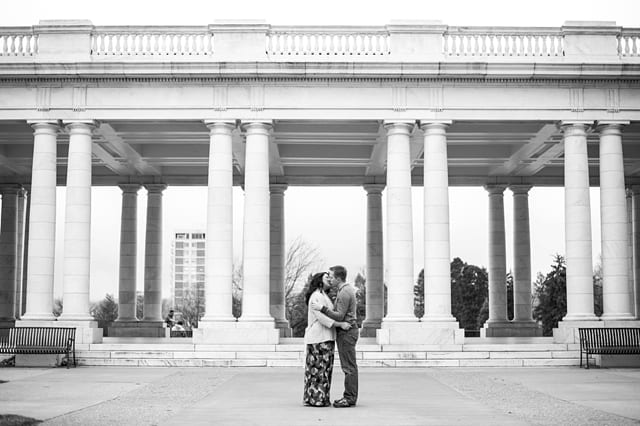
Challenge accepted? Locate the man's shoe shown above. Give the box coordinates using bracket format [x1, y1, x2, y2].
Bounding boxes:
[332, 398, 354, 408]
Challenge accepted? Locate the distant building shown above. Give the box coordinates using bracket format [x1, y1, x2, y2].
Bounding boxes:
[171, 231, 206, 318]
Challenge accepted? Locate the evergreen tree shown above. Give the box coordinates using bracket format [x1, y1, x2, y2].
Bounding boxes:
[532, 254, 567, 336]
[450, 258, 489, 330]
[354, 272, 366, 327]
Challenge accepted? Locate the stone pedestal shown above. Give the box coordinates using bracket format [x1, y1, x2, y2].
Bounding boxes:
[553, 319, 640, 343]
[193, 321, 280, 344]
[377, 322, 464, 345]
[16, 320, 103, 344]
[481, 321, 542, 337]
[108, 320, 169, 338]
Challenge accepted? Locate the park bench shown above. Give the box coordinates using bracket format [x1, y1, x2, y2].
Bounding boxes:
[170, 330, 193, 338]
[0, 327, 76, 368]
[578, 327, 640, 369]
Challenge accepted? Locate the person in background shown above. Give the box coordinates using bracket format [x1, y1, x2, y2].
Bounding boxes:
[165, 309, 176, 328]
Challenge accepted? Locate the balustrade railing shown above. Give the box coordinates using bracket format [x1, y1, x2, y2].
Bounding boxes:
[619, 29, 640, 56]
[91, 27, 213, 56]
[2, 23, 638, 61]
[0, 29, 37, 56]
[267, 27, 390, 56]
[443, 28, 563, 57]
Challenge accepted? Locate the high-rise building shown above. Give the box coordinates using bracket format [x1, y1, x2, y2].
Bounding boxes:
[170, 231, 206, 322]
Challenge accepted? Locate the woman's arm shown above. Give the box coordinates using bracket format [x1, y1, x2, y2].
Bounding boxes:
[309, 292, 335, 328]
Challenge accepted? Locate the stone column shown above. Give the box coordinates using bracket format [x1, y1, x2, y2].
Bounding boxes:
[361, 184, 384, 337]
[511, 185, 541, 335]
[599, 122, 634, 320]
[561, 122, 597, 322]
[240, 121, 274, 324]
[382, 121, 415, 323]
[115, 184, 140, 321]
[270, 183, 290, 335]
[142, 184, 167, 323]
[15, 188, 27, 319]
[21, 122, 58, 321]
[21, 187, 31, 317]
[58, 121, 95, 321]
[0, 186, 20, 324]
[627, 189, 636, 319]
[483, 185, 509, 336]
[201, 121, 236, 324]
[421, 121, 456, 322]
[632, 185, 640, 319]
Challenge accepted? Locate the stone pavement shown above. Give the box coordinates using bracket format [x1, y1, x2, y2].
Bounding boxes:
[0, 367, 639, 426]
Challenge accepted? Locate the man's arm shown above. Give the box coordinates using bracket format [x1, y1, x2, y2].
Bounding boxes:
[319, 290, 349, 322]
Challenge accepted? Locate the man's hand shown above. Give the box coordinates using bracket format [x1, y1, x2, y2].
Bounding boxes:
[337, 322, 351, 331]
[310, 300, 323, 311]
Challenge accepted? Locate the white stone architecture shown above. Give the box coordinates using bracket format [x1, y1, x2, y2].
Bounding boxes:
[0, 19, 639, 349]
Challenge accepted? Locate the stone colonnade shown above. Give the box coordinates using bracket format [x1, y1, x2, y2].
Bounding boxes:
[1, 119, 639, 344]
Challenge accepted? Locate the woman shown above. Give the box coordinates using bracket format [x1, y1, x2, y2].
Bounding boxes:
[303, 271, 351, 407]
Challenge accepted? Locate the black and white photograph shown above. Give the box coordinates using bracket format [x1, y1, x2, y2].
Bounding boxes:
[0, 0, 639, 424]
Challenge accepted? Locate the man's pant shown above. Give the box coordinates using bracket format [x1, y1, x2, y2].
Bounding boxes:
[336, 327, 359, 404]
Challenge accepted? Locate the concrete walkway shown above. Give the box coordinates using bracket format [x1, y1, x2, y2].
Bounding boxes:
[0, 367, 639, 425]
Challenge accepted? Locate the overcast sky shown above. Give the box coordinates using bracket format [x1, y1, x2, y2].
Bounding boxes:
[3, 0, 637, 300]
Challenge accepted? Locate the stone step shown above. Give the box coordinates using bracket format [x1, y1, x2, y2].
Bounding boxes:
[75, 343, 581, 367]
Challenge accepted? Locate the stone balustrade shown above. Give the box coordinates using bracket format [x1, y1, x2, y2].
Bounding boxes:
[0, 28, 38, 56]
[91, 27, 213, 56]
[267, 27, 390, 56]
[619, 29, 640, 56]
[443, 27, 563, 57]
[0, 20, 637, 64]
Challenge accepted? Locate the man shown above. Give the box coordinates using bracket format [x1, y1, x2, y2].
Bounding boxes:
[165, 309, 175, 328]
[310, 265, 358, 408]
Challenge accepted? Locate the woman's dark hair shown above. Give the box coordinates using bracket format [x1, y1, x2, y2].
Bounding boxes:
[304, 272, 326, 305]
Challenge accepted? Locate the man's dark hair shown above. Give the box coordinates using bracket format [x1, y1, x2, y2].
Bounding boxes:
[330, 265, 347, 282]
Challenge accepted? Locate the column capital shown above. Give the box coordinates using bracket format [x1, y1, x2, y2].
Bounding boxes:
[144, 183, 167, 194]
[509, 184, 533, 195]
[419, 120, 452, 132]
[241, 120, 273, 135]
[28, 120, 59, 135]
[560, 121, 593, 133]
[597, 121, 630, 136]
[118, 184, 142, 194]
[269, 183, 288, 195]
[204, 120, 236, 134]
[484, 184, 507, 195]
[363, 184, 385, 195]
[63, 120, 99, 134]
[383, 120, 415, 135]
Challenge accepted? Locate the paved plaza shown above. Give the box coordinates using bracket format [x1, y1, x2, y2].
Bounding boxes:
[0, 366, 639, 425]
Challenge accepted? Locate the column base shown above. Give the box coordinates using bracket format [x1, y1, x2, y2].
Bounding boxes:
[275, 319, 292, 338]
[361, 319, 382, 338]
[0, 319, 16, 327]
[193, 321, 280, 344]
[107, 320, 169, 338]
[377, 320, 464, 345]
[553, 319, 640, 343]
[16, 319, 103, 344]
[481, 320, 542, 337]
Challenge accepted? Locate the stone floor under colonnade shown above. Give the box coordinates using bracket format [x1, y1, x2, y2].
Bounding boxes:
[0, 19, 639, 367]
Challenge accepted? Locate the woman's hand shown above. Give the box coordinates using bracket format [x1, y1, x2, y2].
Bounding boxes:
[337, 322, 351, 331]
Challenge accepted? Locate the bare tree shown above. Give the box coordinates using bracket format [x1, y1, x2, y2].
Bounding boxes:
[285, 236, 324, 299]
